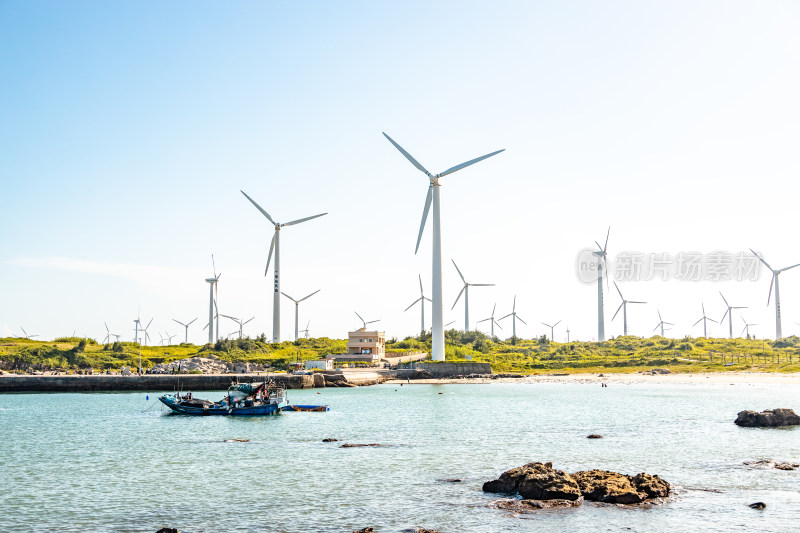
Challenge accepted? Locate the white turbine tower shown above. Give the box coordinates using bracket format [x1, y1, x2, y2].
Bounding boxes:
[719, 292, 747, 339]
[355, 311, 380, 330]
[541, 320, 561, 341]
[383, 132, 504, 360]
[653, 310, 673, 337]
[205, 255, 221, 343]
[612, 282, 646, 336]
[750, 249, 800, 340]
[499, 296, 527, 341]
[451, 260, 494, 332]
[592, 228, 610, 341]
[741, 316, 757, 338]
[282, 289, 320, 341]
[240, 190, 327, 344]
[172, 318, 197, 344]
[477, 304, 503, 338]
[404, 275, 432, 336]
[692, 304, 717, 338]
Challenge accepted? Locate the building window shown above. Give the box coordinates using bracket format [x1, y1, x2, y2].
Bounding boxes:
[369, 338, 372, 342]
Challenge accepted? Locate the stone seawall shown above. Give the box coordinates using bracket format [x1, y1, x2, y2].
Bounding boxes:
[415, 362, 492, 377]
[0, 374, 315, 393]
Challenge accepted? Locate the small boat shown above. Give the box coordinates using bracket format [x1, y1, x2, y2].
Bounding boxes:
[283, 405, 330, 412]
[159, 381, 288, 416]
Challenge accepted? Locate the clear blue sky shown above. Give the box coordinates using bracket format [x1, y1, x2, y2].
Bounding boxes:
[2, 1, 799, 343]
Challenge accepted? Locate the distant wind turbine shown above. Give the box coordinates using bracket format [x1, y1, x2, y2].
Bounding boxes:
[300, 320, 311, 339]
[355, 311, 380, 330]
[692, 303, 717, 338]
[282, 289, 320, 341]
[221, 314, 255, 339]
[653, 310, 673, 337]
[541, 320, 561, 341]
[719, 292, 747, 339]
[404, 275, 432, 335]
[205, 255, 221, 343]
[750, 249, 800, 340]
[499, 296, 527, 341]
[592, 227, 610, 341]
[451, 260, 494, 331]
[741, 316, 757, 338]
[172, 318, 197, 344]
[241, 190, 327, 343]
[612, 282, 646, 336]
[19, 327, 38, 340]
[383, 132, 504, 360]
[103, 322, 119, 344]
[140, 318, 153, 346]
[477, 304, 503, 338]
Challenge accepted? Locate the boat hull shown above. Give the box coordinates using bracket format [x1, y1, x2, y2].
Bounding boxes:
[159, 395, 287, 416]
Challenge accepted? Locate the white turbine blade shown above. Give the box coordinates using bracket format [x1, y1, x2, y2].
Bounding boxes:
[767, 274, 775, 306]
[603, 227, 610, 253]
[382, 132, 430, 175]
[203, 323, 209, 331]
[415, 186, 433, 254]
[516, 316, 528, 325]
[437, 149, 505, 178]
[707, 318, 718, 324]
[451, 260, 466, 283]
[720, 308, 729, 323]
[664, 322, 674, 326]
[404, 297, 422, 312]
[221, 314, 238, 322]
[471, 283, 494, 287]
[188, 318, 197, 326]
[541, 322, 551, 328]
[283, 212, 327, 227]
[240, 190, 275, 224]
[477, 318, 491, 324]
[211, 254, 217, 278]
[355, 311, 365, 325]
[779, 262, 800, 273]
[630, 301, 647, 305]
[614, 281, 624, 300]
[612, 303, 624, 321]
[243, 317, 255, 325]
[749, 249, 773, 271]
[692, 317, 703, 327]
[281, 291, 296, 302]
[145, 318, 153, 329]
[719, 291, 729, 307]
[424, 297, 432, 302]
[554, 320, 561, 327]
[494, 320, 503, 330]
[444, 320, 456, 327]
[418, 274, 424, 295]
[702, 302, 706, 316]
[265, 232, 276, 276]
[653, 323, 660, 332]
[451, 286, 466, 310]
[491, 303, 496, 317]
[172, 319, 184, 327]
[657, 310, 663, 322]
[366, 319, 380, 324]
[513, 295, 516, 312]
[595, 241, 604, 252]
[498, 313, 512, 321]
[299, 289, 321, 302]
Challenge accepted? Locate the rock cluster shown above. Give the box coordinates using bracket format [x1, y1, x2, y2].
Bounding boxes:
[149, 356, 269, 374]
[483, 462, 669, 506]
[641, 368, 671, 375]
[735, 408, 800, 427]
[743, 460, 799, 470]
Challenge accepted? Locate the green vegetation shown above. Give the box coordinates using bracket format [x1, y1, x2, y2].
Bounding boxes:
[2, 332, 799, 374]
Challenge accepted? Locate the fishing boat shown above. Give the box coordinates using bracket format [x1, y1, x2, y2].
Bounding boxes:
[159, 381, 288, 416]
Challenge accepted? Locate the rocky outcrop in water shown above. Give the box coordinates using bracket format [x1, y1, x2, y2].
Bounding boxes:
[743, 460, 799, 470]
[483, 462, 669, 506]
[735, 408, 800, 427]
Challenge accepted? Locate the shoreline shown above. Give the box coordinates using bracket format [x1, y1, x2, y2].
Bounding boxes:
[386, 371, 800, 385]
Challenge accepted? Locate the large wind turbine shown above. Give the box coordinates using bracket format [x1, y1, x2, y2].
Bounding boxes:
[383, 132, 504, 360]
[404, 275, 432, 335]
[653, 310, 673, 337]
[205, 255, 221, 343]
[172, 318, 197, 344]
[241, 190, 327, 343]
[592, 228, 610, 341]
[499, 296, 527, 342]
[451, 260, 494, 331]
[692, 304, 717, 338]
[282, 289, 320, 341]
[612, 282, 646, 336]
[477, 304, 503, 338]
[750, 249, 800, 340]
[719, 292, 747, 339]
[541, 320, 561, 341]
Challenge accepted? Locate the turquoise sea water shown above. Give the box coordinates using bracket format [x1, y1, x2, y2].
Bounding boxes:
[1, 382, 799, 532]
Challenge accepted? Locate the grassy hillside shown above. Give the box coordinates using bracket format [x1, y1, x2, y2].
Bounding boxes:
[1, 331, 799, 374]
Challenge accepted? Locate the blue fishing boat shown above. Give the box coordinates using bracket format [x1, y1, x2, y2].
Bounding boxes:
[159, 381, 288, 416]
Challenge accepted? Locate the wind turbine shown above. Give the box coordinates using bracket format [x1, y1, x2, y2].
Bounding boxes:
[750, 249, 800, 339]
[477, 304, 503, 338]
[241, 190, 327, 343]
[19, 327, 38, 340]
[355, 311, 380, 330]
[612, 282, 646, 336]
[205, 255, 221, 343]
[719, 292, 747, 339]
[451, 260, 494, 331]
[300, 320, 310, 339]
[383, 132, 504, 360]
[221, 314, 255, 339]
[499, 296, 527, 341]
[541, 320, 561, 341]
[172, 318, 197, 344]
[281, 289, 321, 341]
[102, 322, 117, 344]
[653, 310, 673, 337]
[158, 332, 167, 346]
[692, 303, 717, 338]
[592, 227, 610, 341]
[140, 318, 153, 346]
[741, 316, 757, 338]
[404, 275, 432, 335]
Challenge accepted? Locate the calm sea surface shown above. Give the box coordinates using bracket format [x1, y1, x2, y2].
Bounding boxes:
[2, 382, 799, 532]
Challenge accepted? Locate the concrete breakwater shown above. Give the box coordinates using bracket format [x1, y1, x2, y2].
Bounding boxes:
[0, 373, 320, 393]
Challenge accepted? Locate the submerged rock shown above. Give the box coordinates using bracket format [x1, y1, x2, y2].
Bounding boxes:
[743, 460, 799, 470]
[223, 439, 250, 443]
[437, 478, 462, 483]
[587, 434, 603, 439]
[493, 497, 583, 512]
[735, 408, 800, 427]
[322, 438, 339, 442]
[353, 528, 375, 533]
[749, 502, 767, 510]
[156, 529, 179, 533]
[340, 443, 390, 448]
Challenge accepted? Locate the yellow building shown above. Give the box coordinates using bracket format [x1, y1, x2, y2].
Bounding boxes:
[346, 328, 386, 362]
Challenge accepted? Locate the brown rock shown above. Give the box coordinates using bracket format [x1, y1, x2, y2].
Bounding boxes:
[735, 408, 800, 427]
[572, 470, 643, 503]
[749, 502, 766, 510]
[483, 462, 582, 501]
[322, 438, 338, 442]
[493, 497, 583, 512]
[587, 434, 603, 439]
[631, 473, 671, 499]
[340, 443, 390, 448]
